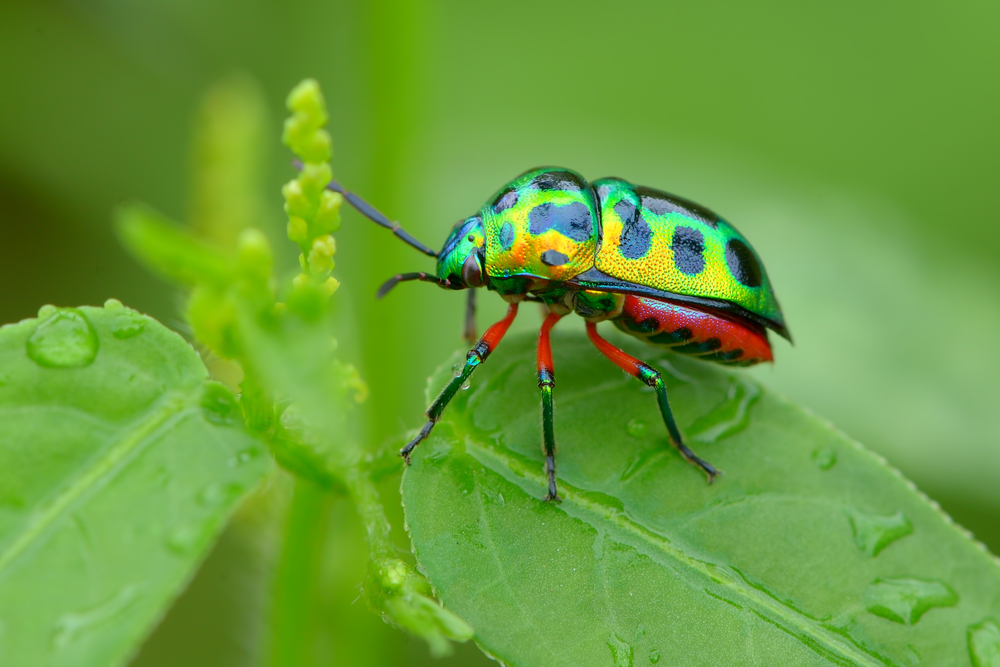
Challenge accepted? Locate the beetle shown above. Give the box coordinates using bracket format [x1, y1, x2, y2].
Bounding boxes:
[324, 167, 789, 501]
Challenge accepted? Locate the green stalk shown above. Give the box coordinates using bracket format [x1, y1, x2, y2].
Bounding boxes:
[360, 0, 431, 447]
[266, 477, 333, 667]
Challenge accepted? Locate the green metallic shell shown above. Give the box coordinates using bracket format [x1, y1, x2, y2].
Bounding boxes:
[468, 168, 786, 336]
[481, 168, 599, 283]
[590, 178, 786, 334]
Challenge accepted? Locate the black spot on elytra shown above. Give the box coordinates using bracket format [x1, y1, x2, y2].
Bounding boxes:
[648, 327, 693, 345]
[528, 202, 592, 242]
[673, 338, 722, 355]
[499, 222, 514, 250]
[725, 238, 762, 287]
[530, 170, 586, 191]
[623, 316, 660, 334]
[540, 249, 568, 266]
[493, 188, 518, 213]
[671, 226, 705, 275]
[635, 186, 720, 228]
[614, 199, 651, 259]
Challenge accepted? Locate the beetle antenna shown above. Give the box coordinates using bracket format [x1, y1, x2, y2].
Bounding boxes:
[292, 160, 438, 258]
[377, 272, 452, 299]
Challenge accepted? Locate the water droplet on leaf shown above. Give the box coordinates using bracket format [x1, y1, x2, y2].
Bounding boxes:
[198, 482, 244, 507]
[606, 633, 634, 667]
[686, 377, 760, 443]
[201, 382, 240, 426]
[864, 577, 957, 624]
[619, 448, 667, 482]
[847, 508, 912, 557]
[812, 446, 837, 470]
[649, 648, 660, 664]
[228, 447, 261, 467]
[103, 298, 123, 310]
[167, 522, 211, 555]
[969, 618, 1000, 667]
[26, 309, 98, 368]
[52, 585, 139, 648]
[452, 362, 464, 377]
[626, 418, 647, 438]
[110, 312, 145, 339]
[592, 529, 607, 560]
[460, 378, 471, 390]
[425, 437, 453, 461]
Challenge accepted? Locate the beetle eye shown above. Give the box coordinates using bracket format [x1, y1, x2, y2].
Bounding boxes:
[461, 253, 484, 287]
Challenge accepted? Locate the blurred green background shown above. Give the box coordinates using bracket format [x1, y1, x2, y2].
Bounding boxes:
[2, 1, 999, 665]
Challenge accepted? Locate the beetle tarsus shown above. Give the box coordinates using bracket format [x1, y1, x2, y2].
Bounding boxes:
[676, 442, 718, 482]
[400, 420, 434, 463]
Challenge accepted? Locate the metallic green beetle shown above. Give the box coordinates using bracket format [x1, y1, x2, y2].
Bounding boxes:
[326, 167, 789, 501]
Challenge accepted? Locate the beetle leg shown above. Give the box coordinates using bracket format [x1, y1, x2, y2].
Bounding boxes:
[585, 321, 718, 482]
[537, 311, 565, 501]
[463, 289, 477, 344]
[400, 303, 519, 463]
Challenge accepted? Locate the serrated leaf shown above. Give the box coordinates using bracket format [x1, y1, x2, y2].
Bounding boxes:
[0, 303, 272, 667]
[402, 332, 1000, 666]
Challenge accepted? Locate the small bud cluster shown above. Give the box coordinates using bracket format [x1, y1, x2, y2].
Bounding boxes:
[282, 79, 342, 297]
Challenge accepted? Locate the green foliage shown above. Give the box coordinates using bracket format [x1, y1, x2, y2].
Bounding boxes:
[190, 74, 269, 249]
[5, 63, 999, 666]
[402, 333, 1000, 666]
[282, 79, 342, 292]
[0, 303, 271, 666]
[118, 78, 472, 659]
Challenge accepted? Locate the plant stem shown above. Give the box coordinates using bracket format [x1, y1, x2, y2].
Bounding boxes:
[344, 472, 392, 561]
[266, 476, 333, 667]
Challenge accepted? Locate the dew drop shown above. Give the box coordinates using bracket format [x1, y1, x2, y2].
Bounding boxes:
[460, 378, 471, 390]
[227, 448, 259, 467]
[452, 362, 464, 377]
[198, 482, 244, 507]
[703, 562, 740, 586]
[37, 304, 57, 319]
[26, 309, 98, 368]
[201, 382, 240, 426]
[812, 446, 837, 470]
[426, 438, 453, 461]
[686, 377, 760, 443]
[619, 448, 667, 482]
[52, 585, 139, 649]
[864, 577, 957, 624]
[969, 618, 1000, 667]
[626, 418, 648, 439]
[649, 648, 661, 664]
[110, 312, 145, 339]
[606, 633, 634, 667]
[592, 529, 606, 561]
[167, 522, 211, 555]
[847, 508, 913, 557]
[103, 298, 123, 310]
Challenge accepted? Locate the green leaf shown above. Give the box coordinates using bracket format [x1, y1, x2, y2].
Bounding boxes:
[402, 332, 1000, 666]
[116, 204, 234, 289]
[0, 302, 272, 667]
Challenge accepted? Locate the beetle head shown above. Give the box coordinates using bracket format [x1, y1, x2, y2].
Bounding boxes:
[436, 214, 485, 289]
